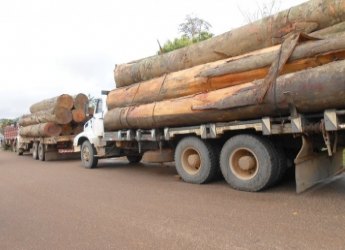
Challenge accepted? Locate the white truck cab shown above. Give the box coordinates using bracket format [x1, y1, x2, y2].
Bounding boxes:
[73, 92, 144, 168]
[73, 96, 107, 166]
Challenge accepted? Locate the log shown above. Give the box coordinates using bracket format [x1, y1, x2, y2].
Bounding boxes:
[72, 109, 86, 123]
[104, 60, 345, 131]
[61, 124, 73, 135]
[19, 107, 72, 126]
[74, 93, 89, 110]
[310, 21, 345, 38]
[73, 125, 84, 135]
[107, 35, 345, 109]
[19, 123, 62, 137]
[114, 0, 345, 87]
[30, 94, 74, 113]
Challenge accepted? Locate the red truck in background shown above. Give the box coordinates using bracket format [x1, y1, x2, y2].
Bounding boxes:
[3, 125, 18, 152]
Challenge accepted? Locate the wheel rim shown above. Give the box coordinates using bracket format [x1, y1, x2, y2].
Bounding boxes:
[181, 147, 201, 175]
[82, 146, 90, 162]
[229, 147, 259, 180]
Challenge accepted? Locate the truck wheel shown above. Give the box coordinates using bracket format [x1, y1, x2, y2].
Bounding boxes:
[175, 136, 218, 184]
[268, 145, 287, 187]
[127, 154, 142, 163]
[15, 139, 23, 155]
[12, 143, 16, 152]
[38, 143, 45, 161]
[32, 142, 39, 160]
[81, 140, 98, 168]
[220, 134, 276, 192]
[16, 148, 24, 156]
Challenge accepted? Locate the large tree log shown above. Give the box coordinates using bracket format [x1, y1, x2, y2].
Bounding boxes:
[19, 123, 62, 137]
[30, 94, 74, 114]
[310, 21, 345, 38]
[73, 93, 89, 110]
[61, 124, 73, 135]
[19, 107, 72, 126]
[114, 0, 345, 87]
[104, 60, 345, 131]
[72, 109, 86, 123]
[107, 34, 345, 109]
[73, 125, 84, 135]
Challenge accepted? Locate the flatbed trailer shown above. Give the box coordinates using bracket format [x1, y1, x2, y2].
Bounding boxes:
[74, 96, 345, 193]
[18, 134, 79, 161]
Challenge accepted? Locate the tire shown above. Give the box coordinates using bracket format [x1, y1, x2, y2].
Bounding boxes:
[220, 134, 277, 192]
[38, 143, 45, 161]
[127, 154, 142, 163]
[175, 136, 218, 184]
[81, 140, 98, 168]
[268, 145, 287, 187]
[16, 149, 24, 156]
[15, 139, 23, 156]
[209, 141, 223, 180]
[32, 142, 38, 160]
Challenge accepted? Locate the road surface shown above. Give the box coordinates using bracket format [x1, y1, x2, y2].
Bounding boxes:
[1, 150, 345, 249]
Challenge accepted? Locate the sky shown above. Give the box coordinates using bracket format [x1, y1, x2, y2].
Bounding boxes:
[0, 0, 307, 119]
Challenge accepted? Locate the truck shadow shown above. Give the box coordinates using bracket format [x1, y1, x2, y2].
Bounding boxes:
[96, 159, 178, 177]
[96, 158, 300, 193]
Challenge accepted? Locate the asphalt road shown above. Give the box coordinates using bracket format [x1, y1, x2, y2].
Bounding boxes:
[1, 150, 345, 250]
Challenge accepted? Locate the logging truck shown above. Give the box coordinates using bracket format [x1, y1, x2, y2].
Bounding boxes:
[73, 88, 345, 193]
[16, 93, 89, 161]
[73, 0, 345, 193]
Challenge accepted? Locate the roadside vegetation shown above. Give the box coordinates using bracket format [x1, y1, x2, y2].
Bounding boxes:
[158, 15, 213, 54]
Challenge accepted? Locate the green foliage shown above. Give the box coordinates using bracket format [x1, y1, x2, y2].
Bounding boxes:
[159, 36, 192, 54]
[158, 32, 213, 54]
[158, 15, 213, 54]
[193, 31, 213, 42]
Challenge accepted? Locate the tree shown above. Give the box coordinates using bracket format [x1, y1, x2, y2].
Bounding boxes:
[179, 15, 212, 41]
[158, 15, 213, 54]
[238, 0, 281, 24]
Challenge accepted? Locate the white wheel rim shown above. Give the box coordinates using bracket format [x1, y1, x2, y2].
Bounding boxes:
[181, 147, 201, 175]
[229, 147, 259, 180]
[83, 146, 90, 162]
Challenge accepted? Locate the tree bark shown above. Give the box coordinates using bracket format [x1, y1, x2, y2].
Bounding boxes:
[19, 107, 72, 126]
[73, 125, 84, 135]
[19, 123, 62, 137]
[72, 109, 86, 123]
[114, 0, 345, 87]
[30, 94, 74, 113]
[104, 60, 345, 131]
[310, 21, 345, 38]
[60, 124, 73, 135]
[107, 35, 345, 109]
[74, 93, 89, 110]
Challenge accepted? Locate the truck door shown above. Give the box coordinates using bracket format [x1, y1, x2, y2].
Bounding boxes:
[92, 99, 104, 137]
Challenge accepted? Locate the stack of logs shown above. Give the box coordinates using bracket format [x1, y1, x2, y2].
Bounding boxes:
[19, 93, 89, 137]
[104, 0, 345, 131]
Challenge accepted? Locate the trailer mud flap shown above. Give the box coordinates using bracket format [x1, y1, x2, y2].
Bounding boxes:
[295, 136, 345, 193]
